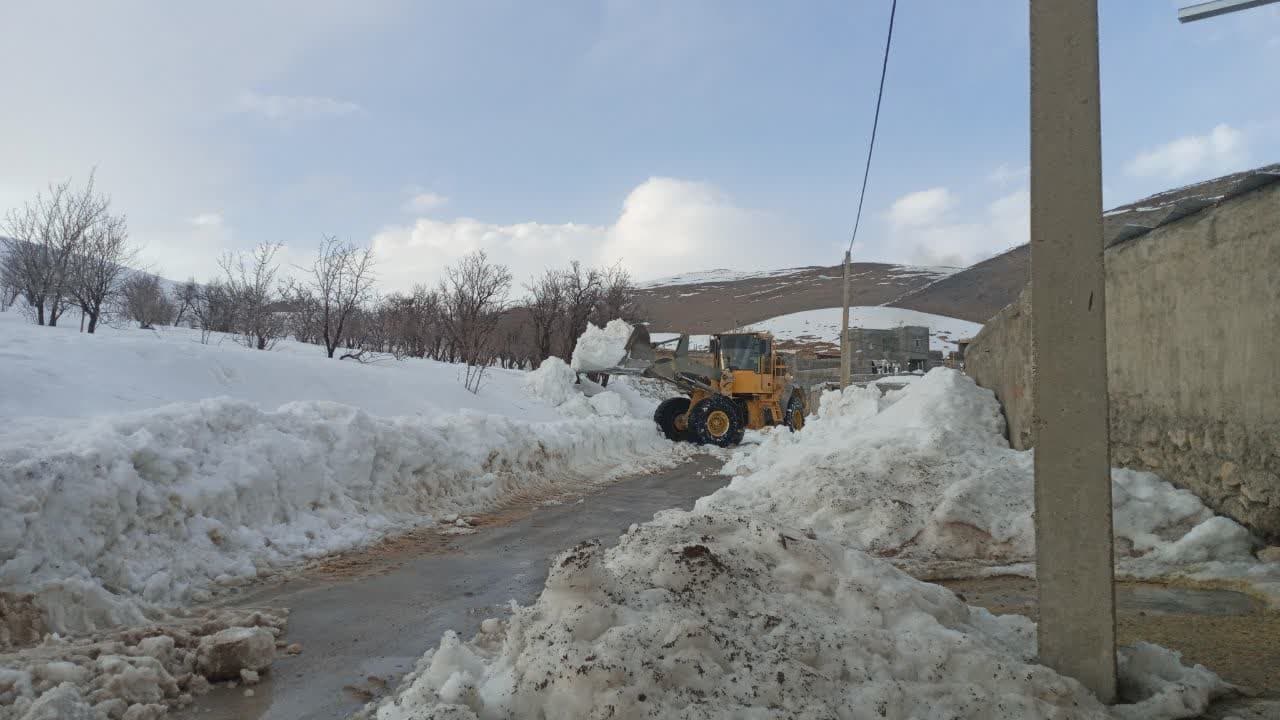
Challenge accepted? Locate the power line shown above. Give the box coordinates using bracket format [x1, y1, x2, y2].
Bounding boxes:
[847, 0, 898, 254]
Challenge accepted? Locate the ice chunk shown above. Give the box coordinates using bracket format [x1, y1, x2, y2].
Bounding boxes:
[195, 627, 275, 681]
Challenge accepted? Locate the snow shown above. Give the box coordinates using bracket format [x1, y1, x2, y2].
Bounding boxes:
[635, 267, 815, 289]
[362, 368, 1260, 719]
[0, 309, 689, 640]
[365, 513, 1227, 720]
[0, 310, 557, 422]
[0, 607, 287, 720]
[707, 369, 1278, 593]
[745, 306, 984, 351]
[568, 319, 632, 372]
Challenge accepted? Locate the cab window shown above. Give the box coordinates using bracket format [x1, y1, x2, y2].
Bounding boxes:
[720, 335, 767, 371]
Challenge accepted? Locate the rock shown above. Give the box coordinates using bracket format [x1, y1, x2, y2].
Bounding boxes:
[239, 668, 260, 685]
[244, 688, 255, 697]
[1258, 546, 1280, 564]
[285, 643, 303, 655]
[195, 627, 275, 681]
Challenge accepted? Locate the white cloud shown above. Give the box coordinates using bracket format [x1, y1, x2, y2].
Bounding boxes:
[189, 212, 224, 228]
[402, 191, 448, 213]
[1124, 124, 1247, 181]
[234, 91, 362, 121]
[887, 188, 954, 230]
[880, 187, 1028, 268]
[370, 178, 803, 292]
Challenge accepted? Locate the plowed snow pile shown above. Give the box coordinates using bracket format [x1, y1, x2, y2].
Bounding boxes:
[0, 399, 679, 640]
[710, 369, 1278, 593]
[362, 368, 1275, 719]
[364, 512, 1225, 720]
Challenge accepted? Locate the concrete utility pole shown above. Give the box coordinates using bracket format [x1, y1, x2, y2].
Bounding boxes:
[840, 250, 851, 388]
[1029, 0, 1116, 703]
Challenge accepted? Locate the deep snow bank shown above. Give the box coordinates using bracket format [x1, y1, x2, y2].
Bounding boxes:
[0, 398, 680, 636]
[709, 369, 1277, 592]
[364, 511, 1226, 720]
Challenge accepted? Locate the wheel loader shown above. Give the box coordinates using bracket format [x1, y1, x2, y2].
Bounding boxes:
[603, 326, 808, 447]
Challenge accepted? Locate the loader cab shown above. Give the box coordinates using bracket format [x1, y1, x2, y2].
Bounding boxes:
[713, 333, 770, 372]
[711, 333, 776, 395]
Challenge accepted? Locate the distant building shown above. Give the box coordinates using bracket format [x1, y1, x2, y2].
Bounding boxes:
[847, 326, 934, 373]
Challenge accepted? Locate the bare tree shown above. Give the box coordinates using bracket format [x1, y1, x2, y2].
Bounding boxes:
[297, 236, 377, 358]
[120, 273, 175, 329]
[219, 242, 285, 350]
[190, 279, 235, 343]
[67, 212, 136, 333]
[559, 261, 602, 359]
[2, 173, 108, 326]
[439, 251, 512, 392]
[592, 262, 642, 326]
[525, 269, 565, 365]
[171, 278, 200, 328]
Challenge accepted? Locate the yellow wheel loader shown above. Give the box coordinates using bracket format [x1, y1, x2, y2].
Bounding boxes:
[605, 326, 808, 447]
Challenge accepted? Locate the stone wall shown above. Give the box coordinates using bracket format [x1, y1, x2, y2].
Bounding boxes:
[965, 182, 1280, 539]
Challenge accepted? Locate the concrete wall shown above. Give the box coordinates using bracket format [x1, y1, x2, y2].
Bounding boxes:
[965, 183, 1280, 539]
[964, 286, 1035, 450]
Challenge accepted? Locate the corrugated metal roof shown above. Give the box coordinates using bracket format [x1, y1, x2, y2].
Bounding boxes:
[1102, 163, 1280, 248]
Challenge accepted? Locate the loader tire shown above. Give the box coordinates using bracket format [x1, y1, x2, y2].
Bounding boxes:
[689, 395, 746, 447]
[785, 392, 807, 432]
[654, 397, 692, 442]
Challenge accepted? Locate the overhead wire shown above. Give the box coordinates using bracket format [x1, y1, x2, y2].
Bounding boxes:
[847, 0, 898, 254]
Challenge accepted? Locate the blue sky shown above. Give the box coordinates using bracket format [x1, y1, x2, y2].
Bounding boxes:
[3, 1, 1277, 290]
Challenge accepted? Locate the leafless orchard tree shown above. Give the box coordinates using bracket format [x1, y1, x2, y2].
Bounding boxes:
[67, 212, 137, 333]
[171, 278, 201, 328]
[119, 273, 175, 329]
[439, 250, 512, 393]
[219, 242, 285, 350]
[1, 173, 109, 326]
[525, 269, 565, 366]
[559, 261, 602, 359]
[190, 279, 236, 343]
[294, 236, 377, 358]
[592, 263, 641, 326]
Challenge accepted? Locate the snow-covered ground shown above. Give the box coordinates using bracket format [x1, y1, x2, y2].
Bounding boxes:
[363, 369, 1277, 719]
[747, 306, 984, 352]
[0, 310, 688, 639]
[0, 311, 556, 421]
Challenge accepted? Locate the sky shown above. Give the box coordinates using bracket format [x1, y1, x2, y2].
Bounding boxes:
[2, 0, 1277, 292]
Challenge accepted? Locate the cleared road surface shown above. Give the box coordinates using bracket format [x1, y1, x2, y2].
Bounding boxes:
[175, 455, 727, 720]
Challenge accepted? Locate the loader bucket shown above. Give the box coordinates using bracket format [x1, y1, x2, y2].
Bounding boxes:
[600, 325, 658, 376]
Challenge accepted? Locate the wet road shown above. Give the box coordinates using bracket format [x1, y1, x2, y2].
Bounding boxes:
[175, 455, 727, 720]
